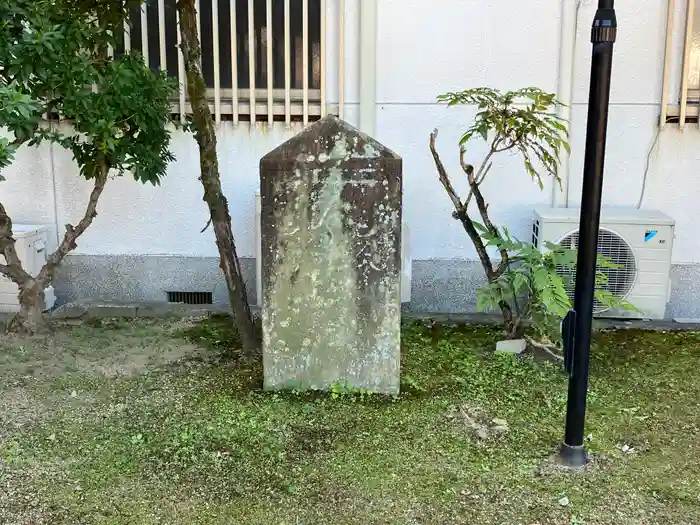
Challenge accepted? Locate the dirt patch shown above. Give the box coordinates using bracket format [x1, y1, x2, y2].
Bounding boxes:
[446, 404, 510, 443]
[0, 318, 207, 444]
[0, 388, 48, 438]
[90, 340, 202, 378]
[0, 319, 204, 384]
[535, 451, 610, 477]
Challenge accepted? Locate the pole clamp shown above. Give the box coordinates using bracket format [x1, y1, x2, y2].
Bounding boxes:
[562, 310, 577, 377]
[591, 8, 617, 43]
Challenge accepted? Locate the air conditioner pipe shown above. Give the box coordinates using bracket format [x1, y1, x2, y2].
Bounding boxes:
[553, 0, 581, 208]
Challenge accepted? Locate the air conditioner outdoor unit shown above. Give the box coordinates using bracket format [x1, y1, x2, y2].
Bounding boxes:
[0, 224, 56, 313]
[255, 193, 411, 306]
[532, 207, 675, 320]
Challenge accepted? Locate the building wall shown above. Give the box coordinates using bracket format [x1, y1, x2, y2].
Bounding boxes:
[5, 0, 700, 318]
[371, 0, 700, 318]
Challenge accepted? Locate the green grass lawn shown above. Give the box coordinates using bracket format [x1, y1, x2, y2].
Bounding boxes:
[0, 316, 698, 524]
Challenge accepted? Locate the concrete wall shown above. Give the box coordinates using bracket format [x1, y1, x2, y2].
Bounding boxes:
[4, 0, 700, 317]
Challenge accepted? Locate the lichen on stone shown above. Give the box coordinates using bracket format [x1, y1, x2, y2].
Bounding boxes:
[261, 124, 402, 394]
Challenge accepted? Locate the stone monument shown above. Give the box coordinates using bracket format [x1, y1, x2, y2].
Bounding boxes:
[260, 116, 402, 394]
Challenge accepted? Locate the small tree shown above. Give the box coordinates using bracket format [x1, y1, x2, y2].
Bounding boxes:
[472, 225, 627, 356]
[176, 0, 259, 353]
[0, 0, 176, 333]
[430, 87, 624, 351]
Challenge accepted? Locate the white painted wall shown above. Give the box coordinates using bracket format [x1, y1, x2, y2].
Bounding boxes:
[1, 137, 55, 228]
[48, 108, 361, 258]
[373, 0, 700, 265]
[4, 0, 700, 267]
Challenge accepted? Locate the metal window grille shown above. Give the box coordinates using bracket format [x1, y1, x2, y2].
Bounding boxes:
[116, 0, 341, 126]
[661, 0, 700, 127]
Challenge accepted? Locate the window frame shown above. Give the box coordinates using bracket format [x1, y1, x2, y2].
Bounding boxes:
[120, 0, 333, 125]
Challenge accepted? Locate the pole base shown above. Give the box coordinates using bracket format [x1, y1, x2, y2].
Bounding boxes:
[559, 443, 588, 468]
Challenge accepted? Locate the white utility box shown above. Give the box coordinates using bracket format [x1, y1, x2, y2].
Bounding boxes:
[0, 224, 56, 313]
[533, 207, 675, 320]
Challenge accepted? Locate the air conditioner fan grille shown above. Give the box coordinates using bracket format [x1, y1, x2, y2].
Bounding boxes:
[557, 229, 636, 313]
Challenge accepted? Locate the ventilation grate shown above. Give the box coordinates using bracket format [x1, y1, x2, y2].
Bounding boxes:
[166, 291, 213, 305]
[557, 229, 636, 313]
[532, 220, 540, 248]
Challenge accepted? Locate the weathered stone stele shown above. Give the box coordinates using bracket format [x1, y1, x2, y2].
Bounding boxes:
[260, 115, 402, 394]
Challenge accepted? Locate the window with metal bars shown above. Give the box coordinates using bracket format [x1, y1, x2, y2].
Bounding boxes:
[115, 0, 324, 122]
[662, 0, 700, 126]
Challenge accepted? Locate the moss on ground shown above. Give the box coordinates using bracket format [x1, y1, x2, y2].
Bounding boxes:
[0, 317, 698, 524]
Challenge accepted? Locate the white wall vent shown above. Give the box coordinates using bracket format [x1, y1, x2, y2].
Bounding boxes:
[255, 193, 411, 307]
[0, 224, 56, 313]
[533, 207, 675, 320]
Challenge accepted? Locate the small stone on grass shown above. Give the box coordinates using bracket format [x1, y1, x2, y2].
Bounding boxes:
[495, 339, 527, 354]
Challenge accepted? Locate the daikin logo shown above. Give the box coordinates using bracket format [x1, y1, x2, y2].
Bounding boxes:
[644, 230, 658, 243]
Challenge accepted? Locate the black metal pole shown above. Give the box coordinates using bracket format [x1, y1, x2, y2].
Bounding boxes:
[559, 0, 617, 467]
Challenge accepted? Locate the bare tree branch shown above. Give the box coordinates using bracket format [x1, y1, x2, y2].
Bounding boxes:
[474, 138, 499, 181]
[431, 130, 517, 334]
[35, 160, 109, 287]
[430, 129, 495, 280]
[456, 139, 511, 276]
[459, 147, 476, 209]
[468, 170, 510, 276]
[475, 162, 492, 186]
[0, 202, 32, 285]
[524, 335, 564, 362]
[430, 130, 467, 213]
[459, 148, 476, 186]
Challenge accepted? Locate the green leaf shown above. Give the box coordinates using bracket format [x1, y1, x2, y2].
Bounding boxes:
[472, 221, 488, 234]
[476, 293, 490, 312]
[512, 271, 527, 294]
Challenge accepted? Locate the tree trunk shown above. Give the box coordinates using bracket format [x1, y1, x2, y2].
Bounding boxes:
[7, 281, 48, 335]
[500, 302, 523, 340]
[176, 0, 259, 354]
[0, 165, 108, 335]
[430, 131, 525, 339]
[0, 203, 48, 333]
